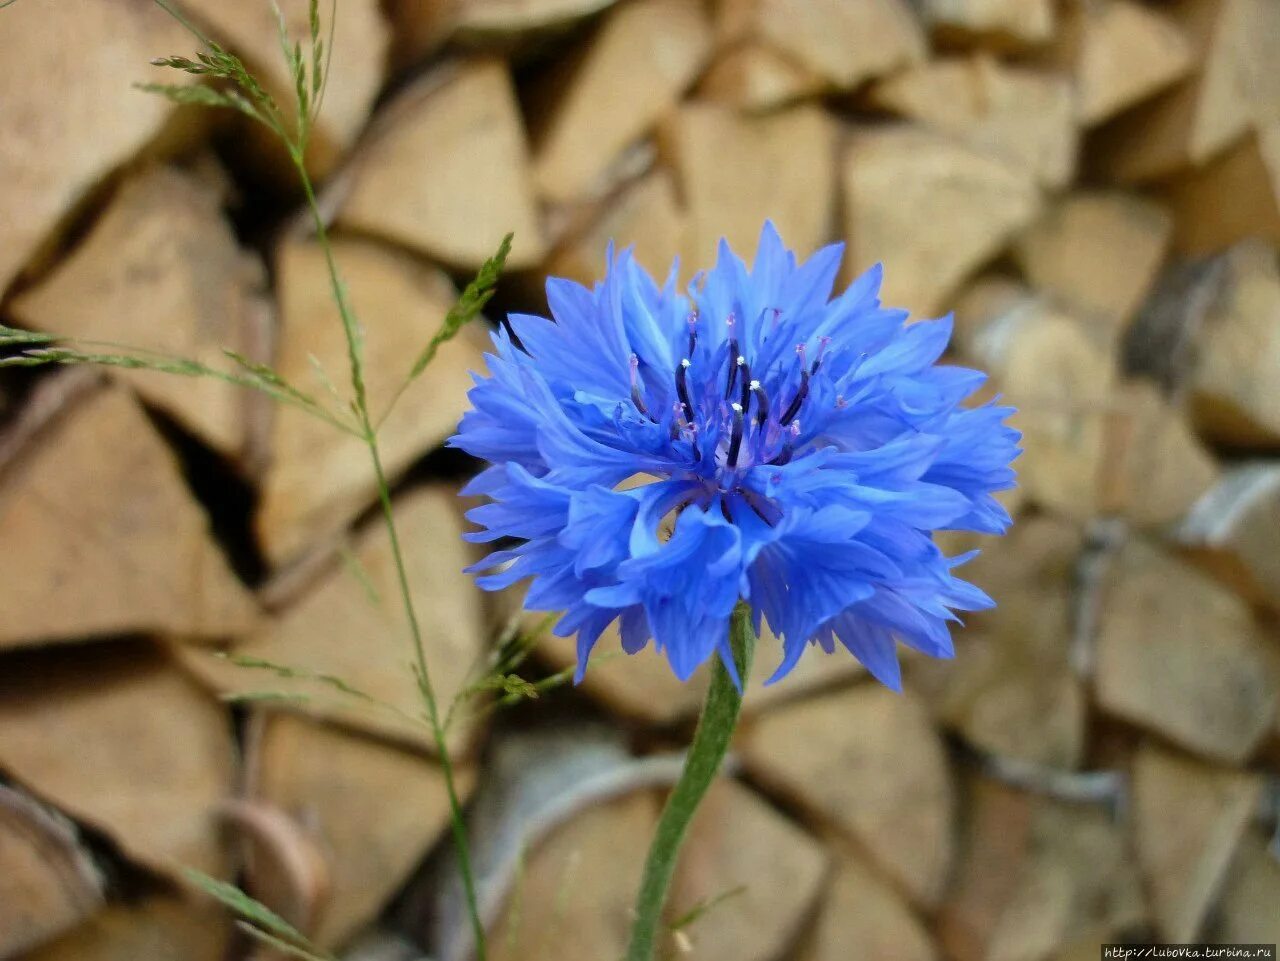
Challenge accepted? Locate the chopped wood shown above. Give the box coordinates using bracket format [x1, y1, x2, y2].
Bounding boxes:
[938, 777, 1144, 961]
[186, 488, 487, 754]
[663, 102, 836, 264]
[0, 0, 194, 295]
[915, 0, 1056, 49]
[798, 855, 938, 961]
[0, 643, 236, 880]
[1095, 539, 1280, 764]
[869, 56, 1078, 189]
[531, 0, 712, 203]
[488, 791, 659, 961]
[246, 712, 473, 949]
[180, 0, 389, 173]
[22, 895, 229, 961]
[1132, 742, 1262, 943]
[453, 0, 619, 44]
[335, 60, 546, 270]
[0, 783, 106, 959]
[256, 236, 488, 566]
[1211, 834, 1280, 945]
[0, 385, 258, 648]
[1050, 0, 1195, 127]
[954, 287, 1116, 520]
[1012, 191, 1173, 337]
[10, 166, 270, 462]
[669, 780, 827, 961]
[742, 684, 954, 908]
[841, 125, 1041, 319]
[1088, 0, 1273, 182]
[1167, 124, 1280, 255]
[695, 41, 824, 111]
[716, 0, 925, 91]
[912, 516, 1087, 768]
[383, 0, 457, 70]
[545, 168, 686, 288]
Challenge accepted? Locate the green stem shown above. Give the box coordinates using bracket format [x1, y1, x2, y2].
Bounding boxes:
[625, 605, 756, 961]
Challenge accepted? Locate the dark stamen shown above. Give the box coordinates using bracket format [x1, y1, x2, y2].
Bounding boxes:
[737, 357, 751, 412]
[779, 368, 809, 425]
[811, 335, 832, 374]
[675, 358, 694, 422]
[727, 402, 745, 468]
[771, 420, 800, 466]
[724, 313, 740, 399]
[629, 354, 648, 415]
[750, 380, 770, 427]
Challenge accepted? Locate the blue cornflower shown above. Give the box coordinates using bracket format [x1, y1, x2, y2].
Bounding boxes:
[451, 222, 1019, 690]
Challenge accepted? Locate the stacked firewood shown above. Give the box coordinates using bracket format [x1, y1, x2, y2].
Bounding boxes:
[1, 0, 1279, 958]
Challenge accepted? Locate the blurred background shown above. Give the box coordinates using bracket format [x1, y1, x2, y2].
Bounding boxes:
[2, 0, 1279, 959]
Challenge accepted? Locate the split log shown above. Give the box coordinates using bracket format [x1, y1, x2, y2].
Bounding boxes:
[1089, 0, 1274, 182]
[453, 0, 619, 46]
[23, 896, 230, 961]
[1047, 0, 1195, 127]
[938, 777, 1144, 961]
[334, 60, 546, 270]
[869, 56, 1078, 189]
[1012, 191, 1173, 337]
[184, 487, 488, 754]
[0, 642, 236, 880]
[911, 516, 1087, 769]
[797, 856, 938, 961]
[662, 102, 837, 265]
[9, 165, 271, 462]
[1095, 539, 1280, 764]
[180, 0, 389, 174]
[1132, 742, 1262, 943]
[0, 784, 106, 958]
[841, 125, 1042, 319]
[488, 791, 659, 961]
[545, 168, 686, 288]
[0, 383, 258, 648]
[952, 285, 1116, 521]
[0, 0, 194, 295]
[914, 0, 1056, 49]
[256, 236, 488, 567]
[1166, 125, 1280, 255]
[383, 0, 456, 70]
[715, 0, 925, 92]
[531, 0, 712, 203]
[1211, 834, 1280, 945]
[1176, 463, 1280, 610]
[695, 42, 824, 112]
[741, 684, 954, 908]
[667, 780, 827, 961]
[245, 712, 474, 949]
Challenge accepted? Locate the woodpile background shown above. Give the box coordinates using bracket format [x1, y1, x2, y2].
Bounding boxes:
[2, 0, 1280, 958]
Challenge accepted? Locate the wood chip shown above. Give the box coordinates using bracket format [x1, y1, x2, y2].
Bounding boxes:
[670, 780, 827, 961]
[939, 777, 1144, 961]
[696, 41, 824, 111]
[664, 102, 836, 264]
[22, 896, 229, 961]
[545, 168, 686, 288]
[1012, 191, 1173, 337]
[180, 0, 389, 172]
[841, 125, 1041, 319]
[0, 385, 258, 648]
[248, 712, 473, 949]
[0, 0, 193, 295]
[0, 643, 236, 880]
[0, 784, 106, 958]
[742, 684, 954, 908]
[1166, 124, 1280, 256]
[798, 855, 938, 961]
[915, 0, 1056, 49]
[335, 60, 545, 270]
[1096, 539, 1280, 764]
[1211, 834, 1280, 945]
[488, 791, 659, 961]
[716, 0, 925, 91]
[531, 0, 712, 203]
[10, 166, 269, 461]
[256, 236, 488, 567]
[1132, 742, 1262, 943]
[870, 56, 1078, 189]
[186, 488, 487, 754]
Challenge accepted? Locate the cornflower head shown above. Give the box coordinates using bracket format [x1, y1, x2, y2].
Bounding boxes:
[451, 222, 1019, 689]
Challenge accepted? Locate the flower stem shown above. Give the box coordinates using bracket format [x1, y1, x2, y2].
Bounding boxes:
[625, 604, 756, 961]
